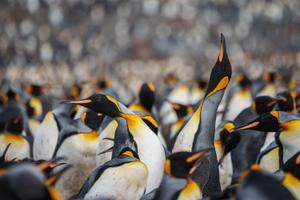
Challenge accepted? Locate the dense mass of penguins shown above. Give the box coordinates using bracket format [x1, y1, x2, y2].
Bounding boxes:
[0, 34, 300, 200]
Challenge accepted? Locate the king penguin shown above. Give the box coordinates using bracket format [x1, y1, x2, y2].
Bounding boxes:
[0, 90, 30, 161]
[172, 33, 232, 196]
[54, 110, 103, 199]
[65, 93, 166, 193]
[236, 165, 295, 200]
[234, 111, 300, 169]
[153, 149, 210, 200]
[74, 147, 147, 200]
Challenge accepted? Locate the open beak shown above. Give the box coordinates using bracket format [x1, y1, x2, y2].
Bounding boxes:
[186, 147, 212, 175]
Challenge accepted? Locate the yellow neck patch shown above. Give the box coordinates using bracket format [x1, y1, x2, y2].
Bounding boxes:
[164, 159, 172, 176]
[179, 178, 200, 198]
[206, 76, 229, 98]
[122, 150, 135, 158]
[79, 131, 98, 141]
[2, 134, 24, 142]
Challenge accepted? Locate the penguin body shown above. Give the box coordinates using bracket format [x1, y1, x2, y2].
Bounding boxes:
[75, 151, 147, 200]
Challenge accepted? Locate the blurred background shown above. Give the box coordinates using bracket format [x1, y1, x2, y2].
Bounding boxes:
[1, 0, 300, 94]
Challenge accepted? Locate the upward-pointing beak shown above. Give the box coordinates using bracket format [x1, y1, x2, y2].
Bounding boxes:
[218, 33, 226, 63]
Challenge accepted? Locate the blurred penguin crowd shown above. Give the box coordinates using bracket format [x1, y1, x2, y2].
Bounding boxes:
[1, 1, 300, 200]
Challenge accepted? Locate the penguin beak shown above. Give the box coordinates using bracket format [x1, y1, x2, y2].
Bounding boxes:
[187, 147, 213, 175]
[46, 164, 71, 186]
[234, 121, 260, 131]
[267, 99, 278, 107]
[63, 99, 92, 104]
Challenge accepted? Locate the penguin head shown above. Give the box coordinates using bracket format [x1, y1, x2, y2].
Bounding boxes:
[164, 73, 177, 85]
[170, 102, 193, 119]
[252, 96, 278, 115]
[234, 111, 280, 132]
[236, 73, 252, 89]
[69, 84, 82, 99]
[98, 79, 112, 89]
[64, 94, 122, 118]
[277, 91, 298, 112]
[80, 110, 103, 130]
[139, 82, 156, 112]
[196, 79, 208, 90]
[262, 71, 277, 83]
[218, 122, 240, 164]
[25, 83, 42, 97]
[4, 89, 20, 102]
[204, 34, 232, 98]
[164, 149, 210, 179]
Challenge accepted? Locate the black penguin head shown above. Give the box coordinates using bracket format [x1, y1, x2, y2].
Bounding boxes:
[236, 73, 252, 89]
[25, 83, 43, 97]
[277, 91, 297, 112]
[5, 89, 20, 102]
[81, 110, 103, 130]
[262, 71, 277, 83]
[252, 96, 278, 115]
[204, 34, 232, 98]
[139, 82, 156, 112]
[170, 102, 193, 119]
[69, 85, 82, 99]
[98, 79, 112, 89]
[63, 94, 122, 118]
[196, 80, 208, 90]
[218, 122, 240, 164]
[234, 111, 281, 132]
[164, 149, 210, 178]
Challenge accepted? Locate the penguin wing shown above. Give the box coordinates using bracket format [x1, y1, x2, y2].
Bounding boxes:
[257, 141, 278, 163]
[74, 156, 136, 198]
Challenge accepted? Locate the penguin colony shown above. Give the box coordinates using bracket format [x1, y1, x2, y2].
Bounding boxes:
[0, 34, 300, 200]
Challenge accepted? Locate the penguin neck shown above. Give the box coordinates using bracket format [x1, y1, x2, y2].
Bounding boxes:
[192, 89, 225, 150]
[178, 178, 201, 200]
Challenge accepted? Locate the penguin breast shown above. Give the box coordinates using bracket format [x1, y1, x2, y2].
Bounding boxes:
[84, 161, 148, 200]
[0, 134, 29, 160]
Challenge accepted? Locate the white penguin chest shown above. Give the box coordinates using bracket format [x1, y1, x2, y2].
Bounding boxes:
[84, 161, 148, 200]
